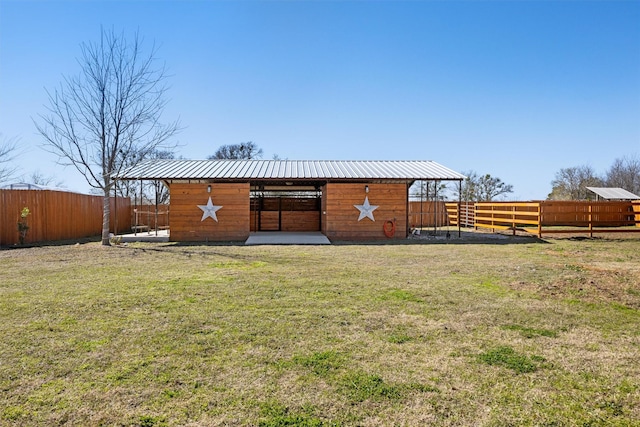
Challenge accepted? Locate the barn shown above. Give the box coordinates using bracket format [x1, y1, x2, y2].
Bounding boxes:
[114, 159, 465, 242]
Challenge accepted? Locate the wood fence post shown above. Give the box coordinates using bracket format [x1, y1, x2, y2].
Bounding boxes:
[457, 202, 461, 238]
[474, 203, 478, 231]
[538, 202, 542, 238]
[494, 204, 498, 233]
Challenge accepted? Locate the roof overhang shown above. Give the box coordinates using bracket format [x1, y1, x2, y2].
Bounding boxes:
[113, 159, 466, 182]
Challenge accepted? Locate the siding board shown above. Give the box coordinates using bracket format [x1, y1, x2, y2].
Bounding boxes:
[408, 201, 449, 228]
[169, 183, 250, 241]
[323, 183, 407, 240]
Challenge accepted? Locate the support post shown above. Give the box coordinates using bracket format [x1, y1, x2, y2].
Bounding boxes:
[420, 180, 424, 230]
[433, 181, 438, 235]
[458, 180, 462, 237]
[133, 180, 138, 236]
[154, 180, 159, 237]
[278, 196, 282, 231]
[113, 180, 118, 238]
[136, 177, 143, 236]
[405, 181, 410, 238]
[147, 199, 150, 235]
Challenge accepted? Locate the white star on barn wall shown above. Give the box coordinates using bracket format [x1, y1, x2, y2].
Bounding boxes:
[198, 197, 223, 222]
[354, 196, 379, 222]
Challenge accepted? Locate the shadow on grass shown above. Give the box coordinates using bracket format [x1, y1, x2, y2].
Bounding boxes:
[332, 232, 547, 246]
[1, 231, 551, 250]
[0, 236, 101, 250]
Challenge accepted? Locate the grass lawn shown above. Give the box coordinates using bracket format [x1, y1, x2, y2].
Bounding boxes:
[1, 237, 639, 426]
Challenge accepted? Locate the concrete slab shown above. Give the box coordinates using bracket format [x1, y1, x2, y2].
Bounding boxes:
[245, 232, 331, 245]
[116, 229, 170, 243]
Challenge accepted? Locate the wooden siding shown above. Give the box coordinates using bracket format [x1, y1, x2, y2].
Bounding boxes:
[322, 183, 408, 240]
[252, 211, 278, 231]
[249, 196, 320, 232]
[0, 189, 131, 246]
[250, 211, 320, 232]
[408, 201, 449, 228]
[169, 183, 250, 241]
[281, 211, 320, 231]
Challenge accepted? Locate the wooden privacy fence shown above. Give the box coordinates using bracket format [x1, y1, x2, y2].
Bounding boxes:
[408, 201, 449, 228]
[539, 201, 639, 226]
[445, 201, 640, 238]
[0, 190, 131, 246]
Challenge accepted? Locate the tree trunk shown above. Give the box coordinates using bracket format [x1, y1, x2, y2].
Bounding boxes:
[102, 186, 111, 246]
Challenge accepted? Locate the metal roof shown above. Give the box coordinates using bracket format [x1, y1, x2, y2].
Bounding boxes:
[1, 182, 74, 192]
[114, 159, 466, 181]
[586, 187, 640, 200]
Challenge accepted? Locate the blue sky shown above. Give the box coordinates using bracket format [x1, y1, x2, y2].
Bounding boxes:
[1, 0, 638, 199]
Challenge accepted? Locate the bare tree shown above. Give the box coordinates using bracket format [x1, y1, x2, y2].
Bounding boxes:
[454, 170, 514, 202]
[117, 148, 176, 204]
[478, 174, 513, 201]
[35, 28, 180, 245]
[28, 170, 65, 188]
[208, 142, 263, 160]
[548, 165, 603, 200]
[605, 155, 640, 196]
[0, 134, 20, 184]
[411, 180, 448, 200]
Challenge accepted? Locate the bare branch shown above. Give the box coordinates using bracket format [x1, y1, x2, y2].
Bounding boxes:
[453, 170, 514, 202]
[0, 134, 21, 183]
[549, 165, 603, 200]
[208, 142, 264, 160]
[606, 155, 640, 196]
[34, 28, 181, 244]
